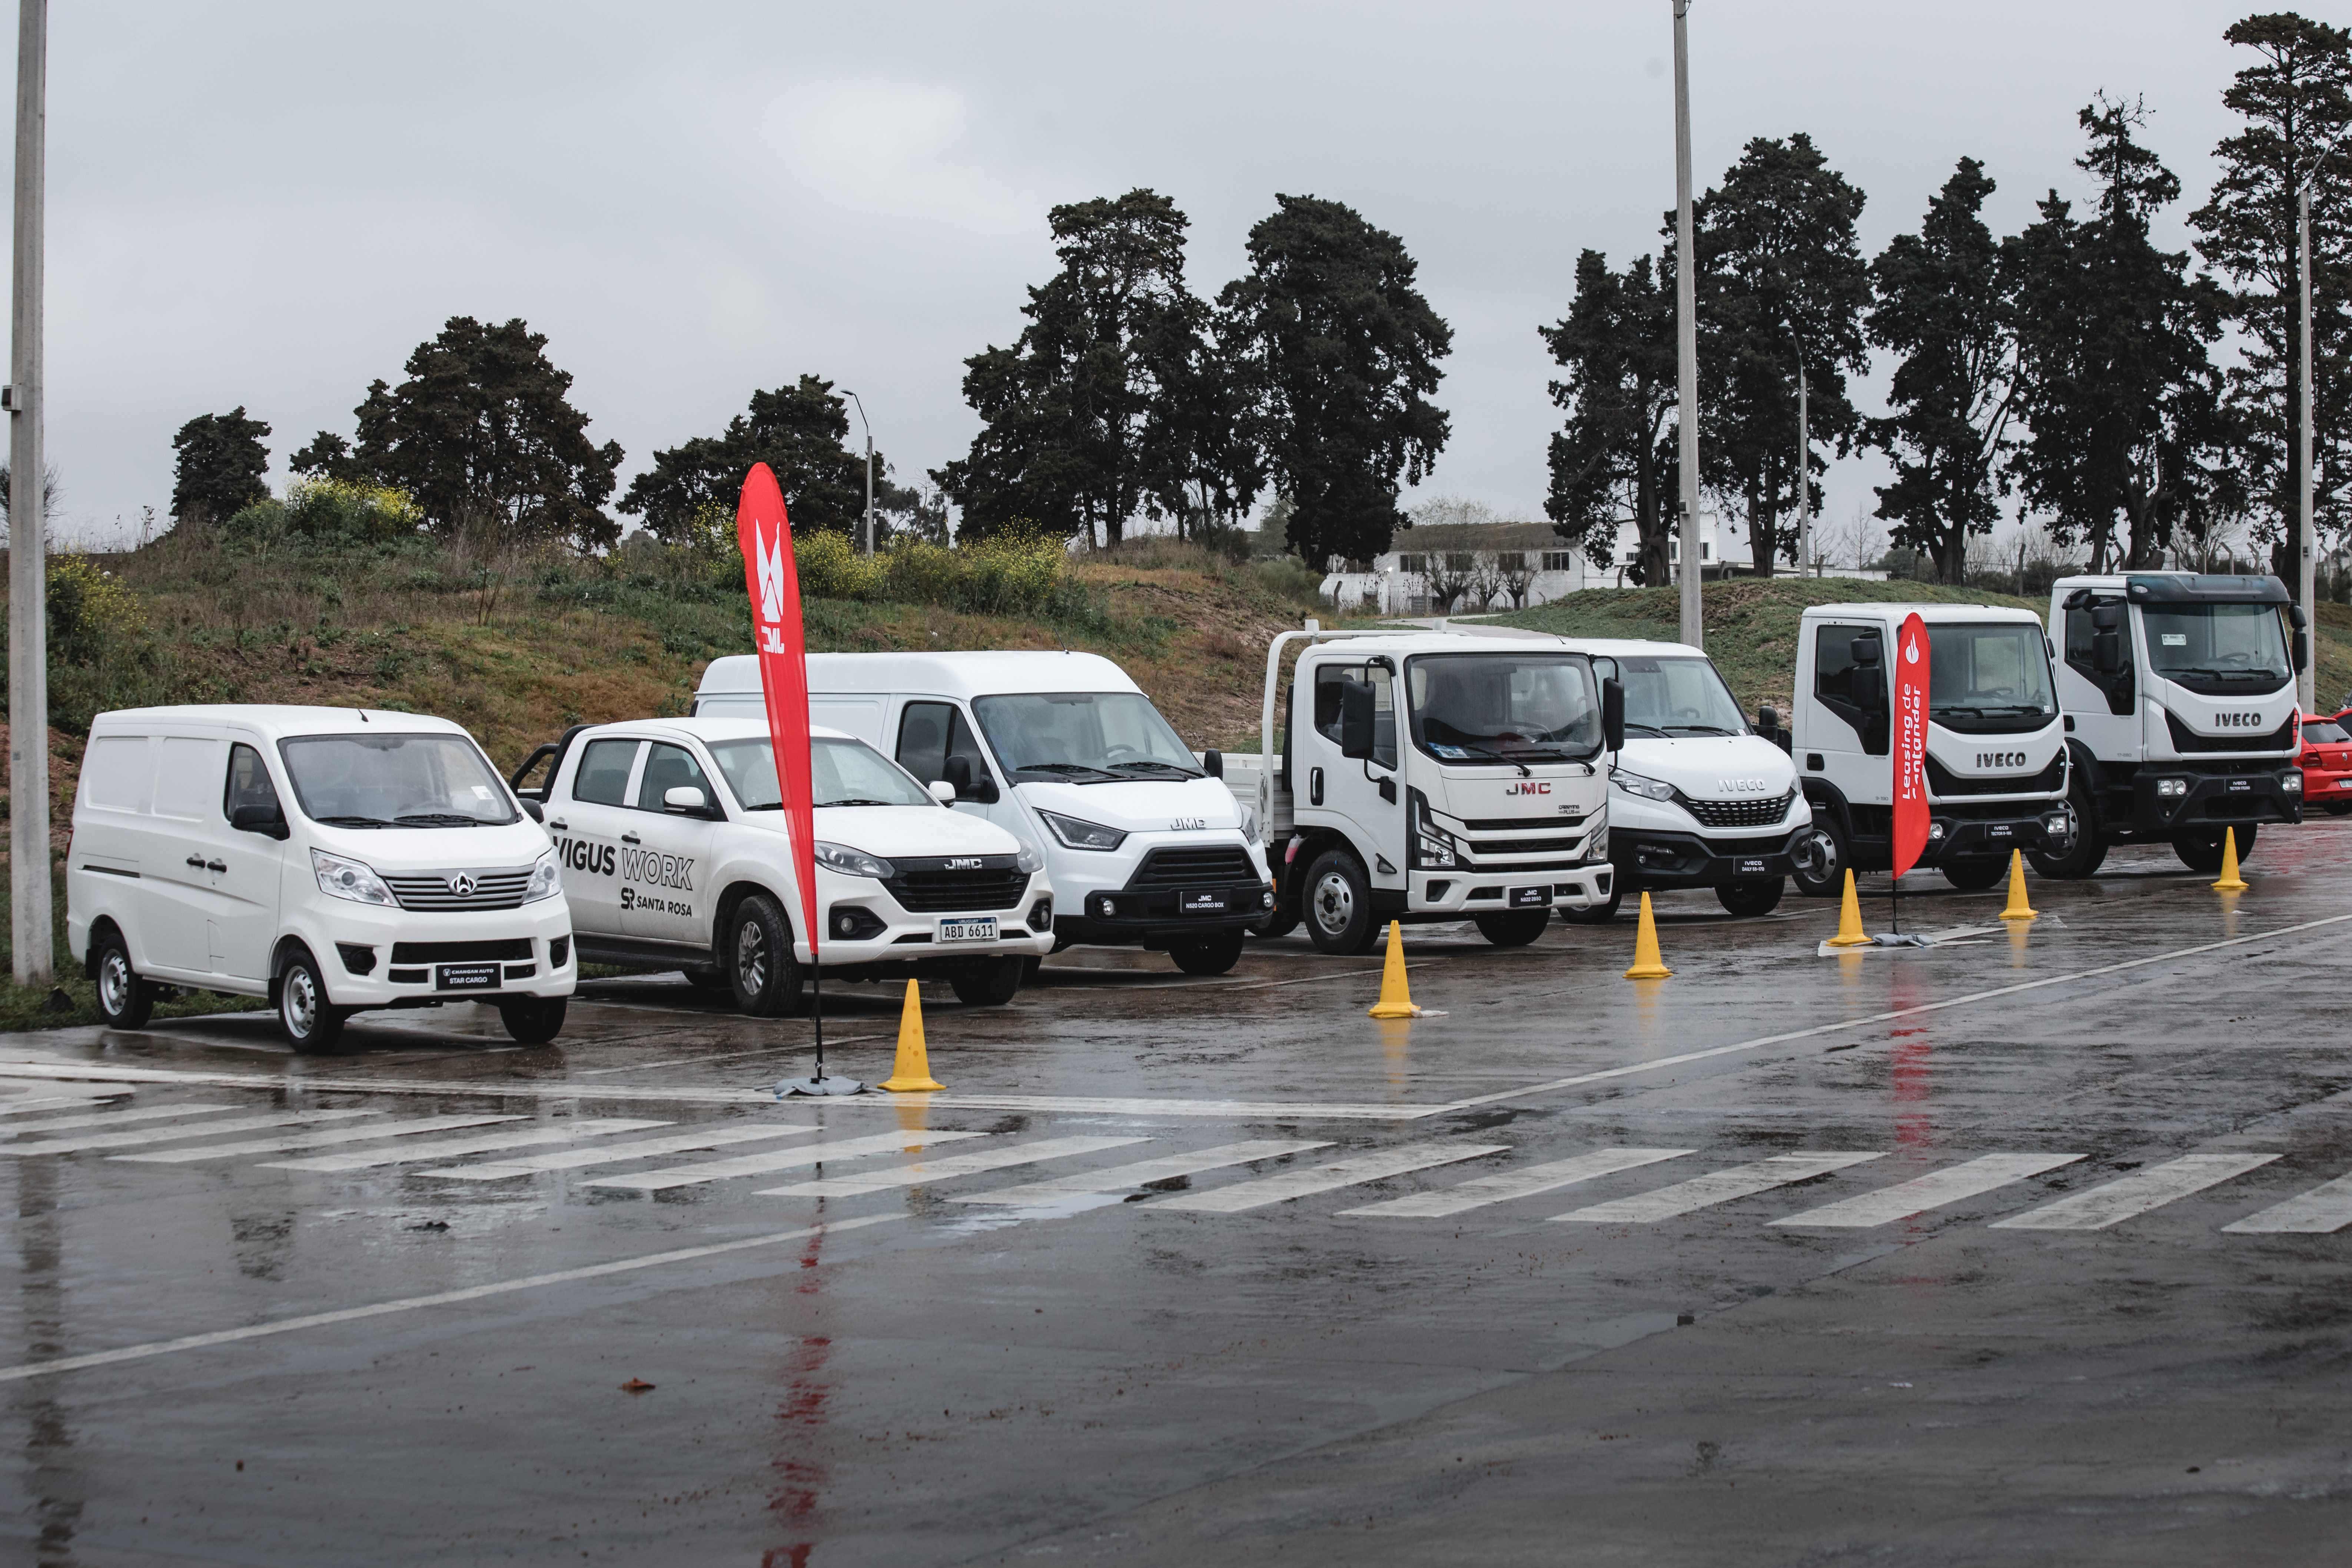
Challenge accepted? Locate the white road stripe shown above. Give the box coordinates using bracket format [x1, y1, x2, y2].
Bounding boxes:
[114, 1114, 525, 1165]
[258, 1119, 672, 1173]
[757, 1136, 1152, 1199]
[419, 1121, 820, 1180]
[0, 1091, 130, 1116]
[947, 1140, 1332, 1206]
[1152, 1141, 1509, 1214]
[2222, 1171, 2352, 1235]
[586, 1129, 989, 1192]
[1552, 1152, 1883, 1224]
[1990, 1152, 2281, 1231]
[1339, 1147, 1695, 1219]
[0, 1103, 240, 1138]
[1771, 1152, 2086, 1228]
[0, 1109, 384, 1156]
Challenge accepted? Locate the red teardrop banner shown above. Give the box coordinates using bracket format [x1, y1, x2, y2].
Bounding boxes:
[736, 462, 819, 961]
[1891, 611, 1931, 880]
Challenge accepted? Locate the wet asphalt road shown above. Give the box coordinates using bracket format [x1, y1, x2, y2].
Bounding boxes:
[0, 823, 2349, 1565]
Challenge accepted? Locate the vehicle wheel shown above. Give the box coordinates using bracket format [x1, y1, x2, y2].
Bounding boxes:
[1939, 857, 2007, 891]
[1559, 880, 1625, 924]
[275, 946, 347, 1053]
[2029, 775, 2107, 879]
[1791, 815, 1848, 898]
[1170, 928, 1246, 976]
[1022, 955, 1043, 982]
[681, 963, 729, 993]
[2173, 824, 2256, 874]
[2326, 801, 2352, 817]
[1250, 906, 1301, 940]
[91, 931, 154, 1030]
[949, 955, 1025, 1006]
[498, 997, 567, 1044]
[1472, 910, 1551, 947]
[1716, 877, 1786, 916]
[1301, 848, 1377, 956]
[726, 894, 806, 1017]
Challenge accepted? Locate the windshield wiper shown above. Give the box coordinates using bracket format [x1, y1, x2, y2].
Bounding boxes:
[394, 812, 495, 828]
[313, 814, 394, 828]
[1437, 742, 1532, 776]
[1622, 722, 1670, 738]
[1107, 760, 1204, 779]
[1012, 762, 1123, 783]
[815, 797, 897, 808]
[2169, 666, 2276, 681]
[1662, 724, 1738, 736]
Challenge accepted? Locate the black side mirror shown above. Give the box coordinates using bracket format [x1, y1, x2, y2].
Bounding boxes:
[2090, 603, 2125, 633]
[2289, 604, 2309, 631]
[1850, 635, 1882, 668]
[518, 798, 545, 824]
[1602, 678, 1626, 754]
[1757, 704, 1779, 733]
[1338, 683, 1375, 761]
[1201, 749, 1223, 780]
[944, 755, 998, 804]
[2093, 631, 2125, 675]
[231, 803, 289, 841]
[2294, 629, 2310, 672]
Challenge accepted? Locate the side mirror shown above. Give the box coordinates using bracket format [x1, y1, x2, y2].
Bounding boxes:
[663, 785, 709, 815]
[926, 779, 956, 804]
[944, 755, 998, 803]
[1757, 704, 1779, 733]
[230, 803, 289, 841]
[2288, 604, 2309, 632]
[2294, 629, 2310, 673]
[518, 798, 545, 824]
[2093, 631, 2125, 675]
[1200, 749, 1223, 780]
[1338, 682, 1376, 760]
[1602, 678, 1626, 754]
[1849, 634, 1882, 668]
[2090, 603, 2125, 633]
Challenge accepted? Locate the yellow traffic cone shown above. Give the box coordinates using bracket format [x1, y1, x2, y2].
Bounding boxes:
[878, 979, 945, 1092]
[1368, 921, 1422, 1018]
[1999, 849, 2037, 921]
[1623, 892, 1672, 979]
[2212, 827, 2249, 893]
[1825, 868, 1874, 947]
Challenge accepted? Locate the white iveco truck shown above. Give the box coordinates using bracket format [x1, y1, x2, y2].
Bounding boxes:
[1785, 602, 2077, 893]
[1222, 629, 1621, 953]
[2030, 571, 2306, 877]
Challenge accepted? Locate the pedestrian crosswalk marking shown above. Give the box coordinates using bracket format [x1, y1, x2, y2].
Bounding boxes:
[1552, 1152, 1883, 1224]
[419, 1121, 820, 1181]
[1990, 1152, 2280, 1231]
[0, 1109, 385, 1157]
[757, 1136, 1152, 1200]
[1152, 1141, 1509, 1215]
[2221, 1170, 2352, 1235]
[116, 1114, 528, 1165]
[949, 1140, 1333, 1207]
[1338, 1147, 1696, 1219]
[260, 1119, 674, 1174]
[1771, 1152, 2086, 1229]
[585, 1129, 989, 1192]
[0, 1103, 240, 1138]
[0, 1091, 133, 1118]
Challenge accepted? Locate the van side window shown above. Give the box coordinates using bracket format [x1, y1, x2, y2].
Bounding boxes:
[1312, 663, 1397, 770]
[572, 739, 640, 805]
[896, 702, 988, 788]
[1813, 624, 1889, 756]
[635, 743, 714, 812]
[223, 744, 280, 820]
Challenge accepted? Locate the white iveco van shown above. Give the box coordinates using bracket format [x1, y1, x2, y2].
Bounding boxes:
[67, 706, 574, 1050]
[511, 717, 1053, 1010]
[693, 651, 1272, 976]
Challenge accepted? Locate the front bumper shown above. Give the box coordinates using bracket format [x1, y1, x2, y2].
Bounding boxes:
[1057, 878, 1276, 948]
[812, 874, 1057, 968]
[2128, 763, 2303, 832]
[308, 900, 577, 1007]
[1417, 863, 1613, 914]
[1614, 825, 1809, 890]
[1923, 798, 2074, 862]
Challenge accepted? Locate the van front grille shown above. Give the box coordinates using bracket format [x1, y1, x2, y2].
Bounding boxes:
[383, 868, 535, 911]
[883, 856, 1028, 913]
[1682, 793, 1794, 828]
[391, 940, 534, 964]
[1130, 848, 1261, 886]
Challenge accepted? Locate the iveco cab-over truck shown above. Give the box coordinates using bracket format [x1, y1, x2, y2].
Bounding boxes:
[1221, 629, 1622, 954]
[1786, 602, 2076, 894]
[2032, 571, 2306, 877]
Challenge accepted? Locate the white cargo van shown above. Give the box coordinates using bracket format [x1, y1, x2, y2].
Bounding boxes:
[511, 716, 1054, 1010]
[67, 705, 574, 1050]
[692, 652, 1272, 976]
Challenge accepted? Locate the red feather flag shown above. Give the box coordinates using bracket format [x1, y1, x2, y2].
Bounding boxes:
[1890, 612, 1932, 880]
[736, 463, 819, 962]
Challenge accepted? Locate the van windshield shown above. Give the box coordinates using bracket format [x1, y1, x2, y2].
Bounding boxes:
[1927, 624, 2058, 734]
[1405, 652, 1601, 763]
[971, 692, 1201, 783]
[1594, 655, 1746, 738]
[710, 737, 936, 809]
[279, 734, 518, 827]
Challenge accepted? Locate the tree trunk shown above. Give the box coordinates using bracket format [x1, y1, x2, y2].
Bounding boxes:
[1747, 489, 1775, 578]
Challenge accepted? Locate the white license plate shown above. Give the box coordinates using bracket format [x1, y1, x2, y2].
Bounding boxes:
[2337, 778, 2351, 789]
[937, 917, 999, 943]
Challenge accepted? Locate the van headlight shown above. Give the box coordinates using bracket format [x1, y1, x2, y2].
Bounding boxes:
[1015, 845, 1044, 876]
[522, 850, 561, 904]
[813, 841, 895, 878]
[312, 849, 396, 907]
[1410, 797, 1458, 868]
[1038, 811, 1127, 852]
[1611, 769, 1677, 803]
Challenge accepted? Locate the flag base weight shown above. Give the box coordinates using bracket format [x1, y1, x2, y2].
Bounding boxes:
[774, 1074, 869, 1097]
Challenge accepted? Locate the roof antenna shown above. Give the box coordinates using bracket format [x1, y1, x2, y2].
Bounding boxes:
[356, 709, 370, 723]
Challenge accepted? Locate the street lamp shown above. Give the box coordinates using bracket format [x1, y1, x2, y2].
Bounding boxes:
[841, 388, 874, 558]
[2295, 122, 2348, 713]
[1672, 0, 1702, 648]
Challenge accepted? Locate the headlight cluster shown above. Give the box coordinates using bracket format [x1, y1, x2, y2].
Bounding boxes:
[1039, 810, 1127, 851]
[1411, 798, 1459, 869]
[813, 841, 894, 878]
[2283, 771, 2303, 793]
[2156, 777, 2189, 798]
[522, 850, 561, 904]
[312, 850, 396, 907]
[1015, 845, 1045, 875]
[1239, 803, 1261, 846]
[1611, 769, 1677, 803]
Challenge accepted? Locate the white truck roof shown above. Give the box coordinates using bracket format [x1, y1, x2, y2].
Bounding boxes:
[697, 650, 1144, 701]
[1799, 602, 2046, 627]
[1292, 631, 1584, 659]
[89, 704, 471, 740]
[571, 715, 859, 745]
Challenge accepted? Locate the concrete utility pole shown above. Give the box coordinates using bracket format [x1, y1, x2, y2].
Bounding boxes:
[1795, 350, 1810, 578]
[1671, 0, 1702, 648]
[843, 388, 874, 557]
[8, 0, 46, 987]
[2297, 182, 2318, 713]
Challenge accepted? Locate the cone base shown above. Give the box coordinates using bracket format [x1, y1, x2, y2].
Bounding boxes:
[2213, 878, 2249, 893]
[1823, 933, 1874, 948]
[1368, 1002, 1423, 1019]
[878, 1076, 945, 1093]
[1622, 962, 1672, 979]
[2000, 909, 2038, 922]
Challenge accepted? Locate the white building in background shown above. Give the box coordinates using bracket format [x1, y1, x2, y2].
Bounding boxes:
[1318, 522, 1587, 616]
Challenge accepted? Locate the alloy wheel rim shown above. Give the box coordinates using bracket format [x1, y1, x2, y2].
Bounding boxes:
[737, 921, 769, 995]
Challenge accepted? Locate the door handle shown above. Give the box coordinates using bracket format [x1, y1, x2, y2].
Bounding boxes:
[206, 860, 227, 873]
[548, 818, 568, 832]
[620, 831, 642, 845]
[186, 856, 206, 868]
[1309, 767, 1324, 806]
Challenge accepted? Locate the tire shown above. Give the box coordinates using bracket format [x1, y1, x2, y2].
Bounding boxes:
[91, 930, 154, 1030]
[275, 946, 347, 1053]
[2325, 801, 2352, 817]
[498, 997, 567, 1044]
[1472, 910, 1550, 947]
[949, 955, 1024, 1006]
[1022, 955, 1043, 982]
[725, 894, 806, 1017]
[681, 963, 729, 993]
[1301, 848, 1377, 956]
[1170, 928, 1246, 976]
[1791, 814, 1848, 899]
[1559, 881, 1625, 924]
[1250, 907, 1301, 940]
[2173, 823, 2256, 875]
[1716, 877, 1786, 917]
[2029, 774, 2107, 879]
[1939, 856, 2007, 891]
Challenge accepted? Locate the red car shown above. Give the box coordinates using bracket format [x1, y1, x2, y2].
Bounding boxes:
[2299, 711, 2352, 816]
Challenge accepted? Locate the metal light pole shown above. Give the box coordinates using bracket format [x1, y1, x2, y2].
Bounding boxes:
[7, 0, 46, 987]
[842, 388, 873, 557]
[1672, 0, 1702, 647]
[2299, 182, 2316, 712]
[1794, 347, 1810, 578]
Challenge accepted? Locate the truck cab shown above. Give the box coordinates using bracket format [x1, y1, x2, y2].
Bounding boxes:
[2036, 571, 2306, 876]
[1788, 602, 2076, 893]
[1222, 629, 1620, 953]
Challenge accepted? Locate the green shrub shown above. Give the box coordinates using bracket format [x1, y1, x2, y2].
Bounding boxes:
[46, 557, 147, 666]
[794, 529, 884, 601]
[224, 478, 423, 548]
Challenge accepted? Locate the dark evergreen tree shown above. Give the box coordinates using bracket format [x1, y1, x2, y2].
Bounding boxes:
[288, 431, 367, 483]
[621, 376, 907, 542]
[169, 407, 272, 529]
[1220, 195, 1451, 568]
[1540, 250, 1677, 584]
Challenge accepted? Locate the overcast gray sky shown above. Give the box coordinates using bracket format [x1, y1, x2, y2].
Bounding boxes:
[20, 0, 2276, 548]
